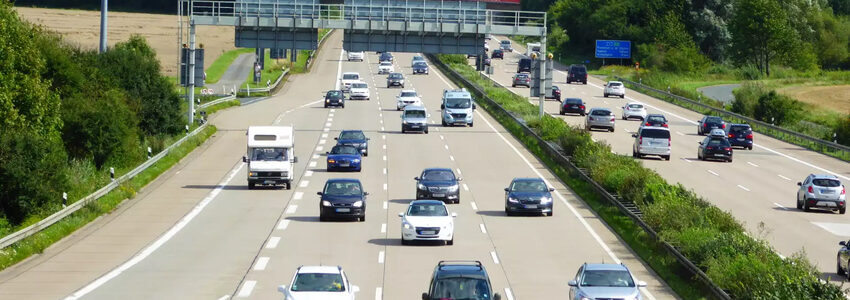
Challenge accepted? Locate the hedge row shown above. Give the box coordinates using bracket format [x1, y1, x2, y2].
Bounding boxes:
[437, 54, 845, 299]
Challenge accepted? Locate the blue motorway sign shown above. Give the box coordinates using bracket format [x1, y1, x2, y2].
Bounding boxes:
[595, 40, 631, 59]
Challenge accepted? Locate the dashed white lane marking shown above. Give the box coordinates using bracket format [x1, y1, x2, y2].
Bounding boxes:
[383, 155, 387, 161]
[456, 169, 463, 176]
[277, 219, 290, 230]
[778, 174, 792, 181]
[253, 257, 270, 271]
[747, 161, 759, 167]
[266, 237, 281, 249]
[504, 288, 515, 300]
[305, 171, 313, 177]
[444, 145, 449, 150]
[383, 168, 387, 174]
[383, 183, 388, 190]
[323, 128, 329, 132]
[812, 222, 850, 236]
[315, 146, 324, 152]
[309, 161, 317, 167]
[236, 280, 256, 298]
[325, 122, 332, 127]
[463, 184, 469, 191]
[450, 155, 455, 161]
[381, 223, 387, 233]
[681, 158, 693, 163]
[440, 135, 445, 140]
[737, 185, 750, 192]
[312, 154, 319, 159]
[490, 251, 500, 264]
[381, 126, 385, 131]
[470, 201, 478, 210]
[217, 295, 229, 300]
[319, 139, 326, 145]
[479, 224, 487, 234]
[286, 205, 298, 214]
[382, 135, 386, 140]
[328, 113, 334, 117]
[293, 192, 304, 200]
[322, 133, 328, 138]
[774, 202, 789, 210]
[383, 201, 388, 210]
[330, 109, 336, 113]
[382, 144, 386, 150]
[300, 181, 310, 188]
[435, 127, 440, 132]
[676, 131, 684, 136]
[707, 170, 719, 176]
[378, 251, 385, 264]
[375, 288, 382, 300]
[380, 119, 384, 124]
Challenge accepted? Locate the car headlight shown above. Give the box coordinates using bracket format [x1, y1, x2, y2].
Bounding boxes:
[418, 183, 427, 190]
[540, 196, 553, 203]
[577, 292, 592, 300]
[508, 197, 518, 203]
[447, 185, 459, 192]
[322, 200, 332, 207]
[403, 223, 412, 229]
[352, 159, 360, 163]
[352, 201, 363, 207]
[249, 172, 254, 176]
[325, 99, 329, 103]
[328, 159, 336, 163]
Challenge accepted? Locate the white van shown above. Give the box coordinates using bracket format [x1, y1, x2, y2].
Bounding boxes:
[244, 126, 297, 189]
[632, 127, 671, 160]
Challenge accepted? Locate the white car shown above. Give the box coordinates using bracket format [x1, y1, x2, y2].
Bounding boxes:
[340, 72, 360, 91]
[604, 81, 626, 98]
[349, 81, 370, 100]
[347, 51, 364, 61]
[377, 61, 394, 74]
[396, 89, 422, 110]
[399, 200, 456, 245]
[622, 102, 647, 120]
[278, 265, 360, 300]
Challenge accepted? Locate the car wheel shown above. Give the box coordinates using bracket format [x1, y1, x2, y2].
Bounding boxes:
[505, 209, 512, 216]
[583, 81, 588, 85]
[401, 128, 406, 133]
[401, 238, 409, 246]
[424, 128, 429, 134]
[546, 211, 553, 217]
[447, 238, 454, 246]
[841, 206, 847, 214]
[442, 119, 447, 126]
[360, 215, 366, 222]
[364, 151, 368, 157]
[248, 182, 255, 190]
[664, 155, 671, 161]
[319, 214, 327, 222]
[512, 84, 516, 87]
[796, 197, 802, 209]
[581, 112, 586, 116]
[621, 95, 625, 99]
[356, 167, 362, 172]
[469, 122, 473, 127]
[609, 127, 615, 132]
[560, 111, 565, 115]
[840, 258, 847, 276]
[604, 93, 608, 98]
[748, 146, 753, 150]
[804, 199, 811, 212]
[728, 157, 733, 163]
[632, 150, 637, 158]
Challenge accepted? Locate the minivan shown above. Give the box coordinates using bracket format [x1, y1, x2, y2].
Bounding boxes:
[402, 105, 429, 134]
[567, 65, 588, 84]
[517, 58, 531, 73]
[632, 127, 671, 160]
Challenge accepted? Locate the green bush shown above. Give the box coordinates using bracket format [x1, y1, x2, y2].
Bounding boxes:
[754, 91, 800, 125]
[0, 130, 69, 224]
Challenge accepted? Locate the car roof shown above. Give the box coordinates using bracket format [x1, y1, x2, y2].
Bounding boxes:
[565, 98, 583, 102]
[709, 129, 726, 136]
[584, 263, 629, 272]
[626, 102, 643, 106]
[390, 72, 403, 76]
[589, 107, 611, 112]
[342, 72, 359, 75]
[511, 177, 544, 183]
[340, 130, 364, 134]
[641, 127, 670, 132]
[608, 81, 623, 84]
[380, 61, 392, 64]
[400, 89, 417, 94]
[326, 178, 361, 184]
[298, 266, 343, 274]
[403, 105, 426, 111]
[423, 167, 453, 172]
[435, 261, 487, 278]
[811, 174, 839, 180]
[730, 123, 750, 128]
[410, 200, 446, 206]
[444, 90, 471, 98]
[647, 113, 665, 118]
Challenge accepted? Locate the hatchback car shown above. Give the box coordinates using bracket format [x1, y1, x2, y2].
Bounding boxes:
[348, 82, 370, 100]
[504, 178, 554, 216]
[586, 108, 615, 132]
[698, 136, 733, 162]
[347, 51, 364, 62]
[512, 73, 531, 87]
[621, 102, 647, 120]
[632, 127, 671, 160]
[412, 61, 429, 74]
[324, 90, 345, 108]
[387, 72, 405, 88]
[415, 168, 461, 203]
[697, 116, 726, 135]
[326, 145, 362, 172]
[500, 39, 512, 51]
[378, 61, 394, 74]
[642, 114, 668, 128]
[412, 55, 426, 65]
[491, 49, 504, 59]
[604, 81, 626, 98]
[336, 130, 369, 156]
[546, 85, 561, 101]
[423, 261, 502, 300]
[401, 105, 429, 134]
[726, 124, 753, 150]
[318, 179, 368, 221]
[379, 52, 393, 62]
[517, 58, 531, 73]
[797, 174, 846, 214]
[396, 90, 423, 110]
[567, 64, 588, 84]
[399, 200, 456, 245]
[568, 263, 646, 300]
[278, 266, 360, 300]
[560, 98, 586, 116]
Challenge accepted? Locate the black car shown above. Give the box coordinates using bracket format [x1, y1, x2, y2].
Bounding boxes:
[504, 178, 554, 216]
[517, 58, 531, 73]
[491, 49, 504, 59]
[422, 261, 502, 300]
[698, 136, 733, 162]
[318, 178, 368, 221]
[412, 62, 429, 74]
[336, 130, 369, 156]
[379, 52, 393, 62]
[324, 90, 345, 108]
[697, 116, 726, 135]
[839, 240, 850, 278]
[560, 98, 586, 116]
[644, 114, 668, 127]
[567, 64, 588, 84]
[387, 72, 405, 88]
[726, 124, 753, 150]
[415, 168, 461, 204]
[545, 85, 561, 101]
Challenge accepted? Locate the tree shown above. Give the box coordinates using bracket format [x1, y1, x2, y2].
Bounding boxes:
[730, 0, 800, 76]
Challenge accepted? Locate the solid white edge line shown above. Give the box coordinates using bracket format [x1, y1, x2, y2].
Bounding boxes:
[479, 224, 487, 234]
[266, 237, 281, 249]
[64, 163, 245, 300]
[253, 257, 270, 271]
[490, 251, 500, 264]
[217, 295, 230, 300]
[236, 280, 256, 298]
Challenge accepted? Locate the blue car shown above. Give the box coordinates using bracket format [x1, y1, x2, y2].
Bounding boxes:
[504, 177, 554, 216]
[318, 179, 367, 221]
[336, 130, 369, 156]
[412, 61, 429, 74]
[326, 145, 362, 172]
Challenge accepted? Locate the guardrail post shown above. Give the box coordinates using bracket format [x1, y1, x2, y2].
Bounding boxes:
[62, 192, 67, 208]
[147, 146, 152, 159]
[185, 125, 190, 134]
[110, 167, 115, 181]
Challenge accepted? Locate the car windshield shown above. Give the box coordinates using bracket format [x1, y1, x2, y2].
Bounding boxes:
[813, 179, 841, 187]
[730, 126, 751, 133]
[430, 278, 491, 300]
[291, 273, 346, 292]
[351, 83, 367, 89]
[591, 110, 611, 116]
[552, 86, 560, 90]
[342, 74, 359, 80]
[609, 82, 623, 87]
[445, 98, 471, 109]
[510, 180, 547, 192]
[405, 110, 426, 118]
[628, 104, 643, 109]
[381, 53, 392, 59]
[565, 99, 582, 104]
[326, 90, 343, 100]
[413, 56, 424, 61]
[515, 74, 528, 79]
[422, 170, 455, 181]
[408, 203, 449, 216]
[647, 116, 666, 123]
[581, 270, 635, 287]
[706, 117, 723, 123]
[571, 67, 587, 74]
[501, 40, 510, 44]
[641, 129, 671, 139]
[251, 148, 287, 161]
[414, 62, 427, 68]
[707, 138, 730, 146]
[340, 131, 366, 140]
[330, 145, 358, 155]
[390, 73, 403, 79]
[324, 182, 362, 196]
[401, 92, 418, 97]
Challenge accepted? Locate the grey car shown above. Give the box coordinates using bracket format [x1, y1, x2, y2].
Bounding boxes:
[569, 263, 646, 300]
[797, 174, 846, 214]
[586, 108, 615, 132]
[401, 105, 429, 134]
[387, 72, 405, 88]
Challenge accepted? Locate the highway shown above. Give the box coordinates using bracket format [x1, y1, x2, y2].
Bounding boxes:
[486, 37, 850, 283]
[0, 31, 676, 299]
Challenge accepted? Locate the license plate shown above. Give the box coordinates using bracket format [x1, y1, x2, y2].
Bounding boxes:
[410, 125, 419, 128]
[264, 180, 275, 184]
[818, 201, 837, 207]
[433, 193, 445, 197]
[822, 190, 834, 194]
[571, 106, 578, 108]
[340, 163, 350, 167]
[420, 231, 436, 235]
[737, 138, 745, 141]
[524, 205, 537, 209]
[336, 208, 351, 212]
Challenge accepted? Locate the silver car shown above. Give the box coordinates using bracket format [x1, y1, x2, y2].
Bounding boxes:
[401, 105, 429, 134]
[632, 127, 671, 160]
[569, 263, 646, 300]
[586, 108, 615, 132]
[797, 174, 846, 214]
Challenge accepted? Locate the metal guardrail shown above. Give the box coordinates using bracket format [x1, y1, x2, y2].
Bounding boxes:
[199, 94, 236, 109]
[305, 29, 333, 72]
[615, 76, 850, 161]
[240, 69, 288, 94]
[428, 55, 732, 300]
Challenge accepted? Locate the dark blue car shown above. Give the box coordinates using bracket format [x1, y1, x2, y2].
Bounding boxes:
[504, 178, 554, 216]
[336, 130, 369, 156]
[415, 168, 461, 204]
[412, 62, 429, 74]
[726, 124, 753, 150]
[318, 179, 368, 221]
[326, 145, 362, 172]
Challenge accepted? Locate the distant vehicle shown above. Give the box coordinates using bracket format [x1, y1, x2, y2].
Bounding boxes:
[698, 135, 733, 162]
[726, 124, 753, 150]
[586, 108, 615, 132]
[378, 61, 394, 74]
[412, 55, 426, 65]
[244, 126, 297, 190]
[412, 61, 429, 74]
[604, 81, 625, 98]
[632, 127, 671, 160]
[642, 114, 668, 128]
[326, 145, 362, 172]
[621, 102, 647, 120]
[348, 82, 370, 100]
[422, 261, 502, 300]
[512, 73, 531, 88]
[484, 43, 490, 52]
[560, 98, 586, 116]
[697, 116, 726, 135]
[526, 42, 541, 57]
[415, 168, 461, 203]
[318, 178, 368, 221]
[500, 39, 512, 52]
[546, 85, 561, 101]
[401, 105, 429, 134]
[567, 65, 588, 84]
[708, 128, 726, 137]
[517, 58, 531, 73]
[340, 72, 360, 91]
[568, 263, 646, 300]
[491, 49, 504, 59]
[347, 51, 364, 62]
[278, 266, 360, 300]
[399, 200, 456, 245]
[797, 174, 846, 214]
[324, 90, 345, 108]
[336, 130, 369, 156]
[379, 52, 394, 62]
[504, 177, 554, 216]
[441, 88, 475, 127]
[837, 240, 850, 277]
[397, 89, 423, 111]
[387, 72, 405, 88]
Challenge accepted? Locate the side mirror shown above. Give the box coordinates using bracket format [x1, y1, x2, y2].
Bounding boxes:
[427, 114, 431, 118]
[414, 177, 420, 181]
[841, 241, 846, 246]
[422, 293, 429, 300]
[637, 281, 647, 287]
[317, 192, 323, 196]
[351, 285, 360, 293]
[325, 152, 330, 155]
[367, 138, 371, 140]
[504, 188, 510, 192]
[451, 212, 457, 218]
[549, 187, 555, 192]
[698, 141, 703, 145]
[493, 293, 502, 300]
[457, 178, 463, 181]
[568, 280, 578, 287]
[398, 212, 405, 217]
[242, 155, 248, 163]
[278, 285, 287, 293]
[293, 157, 298, 163]
[441, 104, 445, 109]
[473, 103, 477, 109]
[334, 137, 339, 140]
[631, 134, 637, 138]
[797, 182, 802, 186]
[364, 192, 370, 196]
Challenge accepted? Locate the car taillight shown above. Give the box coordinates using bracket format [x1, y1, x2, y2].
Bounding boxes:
[724, 147, 731, 151]
[662, 123, 668, 127]
[746, 134, 753, 139]
[843, 186, 846, 195]
[668, 138, 671, 146]
[728, 134, 734, 138]
[610, 118, 616, 122]
[645, 122, 651, 126]
[639, 137, 643, 144]
[580, 105, 585, 109]
[589, 117, 594, 121]
[721, 124, 726, 129]
[703, 123, 707, 127]
[808, 186, 814, 193]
